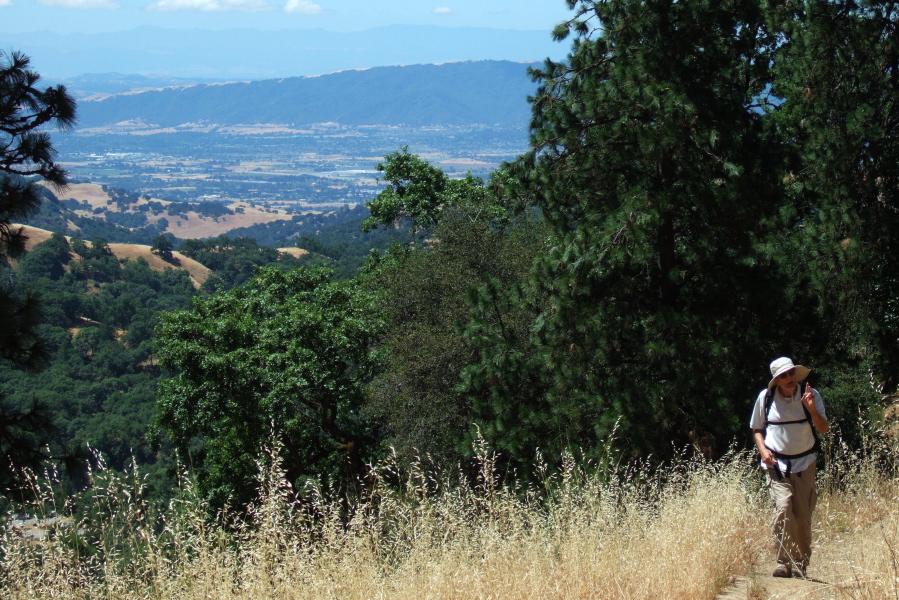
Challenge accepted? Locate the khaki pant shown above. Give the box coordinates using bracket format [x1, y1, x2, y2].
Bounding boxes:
[767, 462, 817, 569]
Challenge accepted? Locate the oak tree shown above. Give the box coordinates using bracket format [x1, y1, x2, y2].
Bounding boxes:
[154, 267, 382, 508]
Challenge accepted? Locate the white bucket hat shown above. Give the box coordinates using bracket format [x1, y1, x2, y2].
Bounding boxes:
[767, 357, 811, 391]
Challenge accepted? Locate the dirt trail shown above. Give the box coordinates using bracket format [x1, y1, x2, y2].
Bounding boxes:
[717, 518, 885, 599]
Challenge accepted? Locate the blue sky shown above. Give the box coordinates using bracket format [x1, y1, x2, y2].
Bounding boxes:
[0, 0, 574, 33]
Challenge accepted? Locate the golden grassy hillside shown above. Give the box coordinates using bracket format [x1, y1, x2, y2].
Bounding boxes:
[16, 225, 308, 289]
[52, 182, 300, 239]
[274, 247, 309, 259]
[17, 224, 211, 288]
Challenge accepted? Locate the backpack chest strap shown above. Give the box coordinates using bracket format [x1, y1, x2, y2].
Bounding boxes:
[767, 418, 811, 426]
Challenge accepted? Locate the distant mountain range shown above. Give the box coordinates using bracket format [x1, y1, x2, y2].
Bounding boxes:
[45, 73, 223, 99]
[74, 60, 540, 129]
[2, 25, 566, 81]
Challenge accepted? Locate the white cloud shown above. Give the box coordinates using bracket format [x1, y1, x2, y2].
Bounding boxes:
[0, 0, 12, 7]
[432, 6, 452, 15]
[283, 0, 323, 14]
[146, 0, 274, 11]
[37, 0, 120, 8]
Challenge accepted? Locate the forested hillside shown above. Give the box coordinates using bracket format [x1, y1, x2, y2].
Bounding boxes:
[29, 182, 373, 246]
[0, 230, 278, 491]
[0, 212, 407, 500]
[75, 61, 536, 129]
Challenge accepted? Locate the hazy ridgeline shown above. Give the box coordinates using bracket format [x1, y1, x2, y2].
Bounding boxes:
[2, 435, 898, 600]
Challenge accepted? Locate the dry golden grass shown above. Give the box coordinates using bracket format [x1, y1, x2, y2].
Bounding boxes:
[160, 207, 291, 239]
[56, 182, 113, 208]
[805, 435, 899, 599]
[276, 247, 310, 259]
[16, 225, 54, 252]
[1, 442, 773, 600]
[0, 405, 896, 600]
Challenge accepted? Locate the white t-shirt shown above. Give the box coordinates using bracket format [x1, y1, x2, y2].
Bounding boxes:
[750, 385, 825, 474]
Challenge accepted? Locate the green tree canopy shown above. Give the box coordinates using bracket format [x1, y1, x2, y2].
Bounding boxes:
[363, 147, 504, 237]
[154, 267, 382, 509]
[462, 0, 818, 464]
[363, 200, 546, 469]
[151, 233, 175, 262]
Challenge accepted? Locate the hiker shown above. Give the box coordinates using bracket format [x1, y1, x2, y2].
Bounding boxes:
[750, 357, 829, 579]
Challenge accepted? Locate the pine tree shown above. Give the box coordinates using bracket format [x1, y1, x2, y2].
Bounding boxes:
[466, 0, 809, 462]
[770, 0, 899, 394]
[1, 50, 76, 494]
[1, 50, 76, 263]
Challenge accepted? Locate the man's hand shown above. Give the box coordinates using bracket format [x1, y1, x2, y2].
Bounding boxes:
[802, 385, 830, 435]
[802, 384, 816, 410]
[754, 430, 777, 466]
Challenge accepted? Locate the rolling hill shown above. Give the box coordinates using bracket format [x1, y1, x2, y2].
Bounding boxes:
[16, 224, 309, 289]
[74, 60, 539, 129]
[17, 224, 212, 289]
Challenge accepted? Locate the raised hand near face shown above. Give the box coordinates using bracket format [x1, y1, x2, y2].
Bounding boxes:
[802, 382, 815, 409]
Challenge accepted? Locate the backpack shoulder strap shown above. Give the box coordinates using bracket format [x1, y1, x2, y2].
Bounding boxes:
[798, 382, 811, 422]
[764, 388, 774, 427]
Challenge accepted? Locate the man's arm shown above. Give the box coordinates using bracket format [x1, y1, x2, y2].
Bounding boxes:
[753, 429, 776, 466]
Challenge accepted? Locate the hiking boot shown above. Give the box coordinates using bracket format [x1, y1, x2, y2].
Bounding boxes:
[772, 564, 792, 578]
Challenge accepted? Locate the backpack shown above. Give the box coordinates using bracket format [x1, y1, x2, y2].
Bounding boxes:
[762, 382, 820, 476]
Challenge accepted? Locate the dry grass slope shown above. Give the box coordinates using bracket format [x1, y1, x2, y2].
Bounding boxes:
[49, 182, 302, 239]
[0, 446, 770, 600]
[16, 224, 211, 288]
[276, 247, 309, 259]
[108, 243, 211, 288]
[2, 438, 898, 600]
